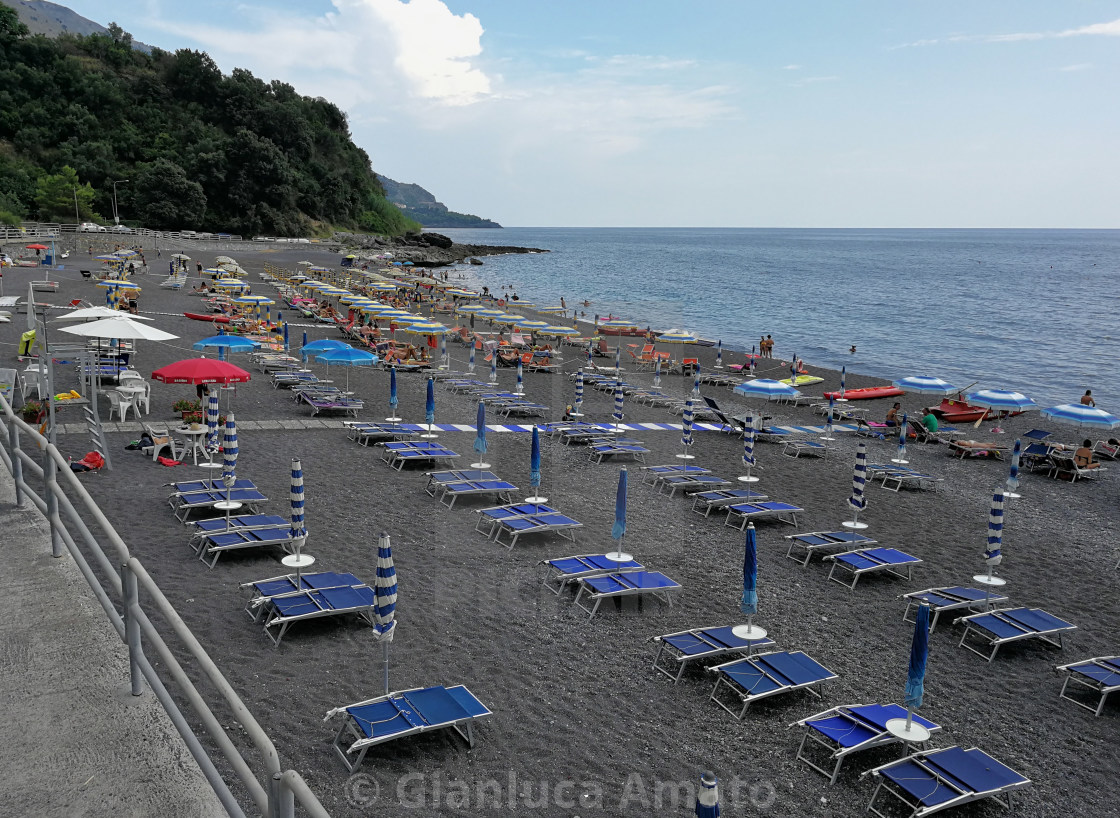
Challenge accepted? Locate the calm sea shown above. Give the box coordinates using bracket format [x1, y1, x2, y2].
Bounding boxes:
[438, 228, 1120, 413]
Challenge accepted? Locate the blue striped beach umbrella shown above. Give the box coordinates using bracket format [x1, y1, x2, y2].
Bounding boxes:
[692, 364, 701, 397]
[696, 772, 720, 818]
[612, 379, 625, 424]
[586, 339, 593, 366]
[749, 355, 756, 377]
[892, 413, 909, 464]
[289, 457, 307, 547]
[741, 523, 758, 616]
[790, 356, 798, 383]
[1040, 403, 1120, 430]
[844, 441, 869, 529]
[205, 388, 220, 455]
[422, 376, 437, 437]
[468, 343, 476, 372]
[471, 400, 489, 468]
[986, 487, 1004, 567]
[1006, 439, 1022, 498]
[221, 414, 238, 498]
[894, 376, 958, 395]
[489, 348, 498, 383]
[516, 357, 524, 394]
[966, 389, 1039, 414]
[678, 398, 696, 460]
[733, 379, 799, 400]
[839, 365, 847, 401]
[738, 415, 759, 483]
[374, 531, 397, 694]
[573, 369, 584, 416]
[823, 394, 836, 440]
[903, 603, 930, 730]
[653, 355, 662, 389]
[715, 340, 723, 369]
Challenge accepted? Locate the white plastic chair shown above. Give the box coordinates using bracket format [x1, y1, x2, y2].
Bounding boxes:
[134, 381, 151, 415]
[106, 390, 136, 422]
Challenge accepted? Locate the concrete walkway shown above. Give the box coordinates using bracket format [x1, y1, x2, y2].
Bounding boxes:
[0, 466, 226, 817]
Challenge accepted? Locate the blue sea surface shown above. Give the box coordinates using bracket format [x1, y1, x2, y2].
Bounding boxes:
[438, 228, 1120, 413]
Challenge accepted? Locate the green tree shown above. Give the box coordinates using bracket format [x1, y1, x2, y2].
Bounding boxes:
[0, 4, 29, 39]
[132, 158, 206, 228]
[33, 165, 96, 221]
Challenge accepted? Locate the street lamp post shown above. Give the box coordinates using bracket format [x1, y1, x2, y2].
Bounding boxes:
[73, 188, 80, 224]
[111, 179, 129, 225]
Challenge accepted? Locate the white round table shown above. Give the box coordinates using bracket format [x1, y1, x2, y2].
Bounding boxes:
[174, 426, 209, 465]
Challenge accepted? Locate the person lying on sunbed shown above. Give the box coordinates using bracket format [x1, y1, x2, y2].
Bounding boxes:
[1074, 440, 1101, 470]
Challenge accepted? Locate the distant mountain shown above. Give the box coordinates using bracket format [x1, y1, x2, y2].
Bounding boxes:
[377, 174, 501, 229]
[5, 0, 151, 51]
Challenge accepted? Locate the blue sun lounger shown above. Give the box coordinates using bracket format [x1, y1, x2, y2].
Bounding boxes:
[902, 586, 1009, 634]
[473, 502, 557, 538]
[825, 547, 921, 589]
[723, 501, 802, 530]
[784, 531, 877, 567]
[196, 526, 299, 568]
[792, 703, 943, 784]
[260, 583, 377, 646]
[380, 441, 460, 470]
[708, 650, 838, 718]
[172, 488, 268, 522]
[240, 571, 363, 619]
[188, 513, 289, 548]
[641, 464, 713, 484]
[573, 570, 681, 617]
[541, 553, 643, 594]
[167, 478, 255, 497]
[325, 684, 492, 772]
[690, 489, 768, 517]
[589, 442, 649, 464]
[955, 607, 1077, 662]
[652, 626, 776, 684]
[783, 440, 830, 458]
[348, 422, 417, 445]
[659, 475, 733, 498]
[1056, 656, 1120, 716]
[425, 469, 500, 495]
[437, 479, 518, 509]
[492, 511, 582, 549]
[862, 745, 1030, 818]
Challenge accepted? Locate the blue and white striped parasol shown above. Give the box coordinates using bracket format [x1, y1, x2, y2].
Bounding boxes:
[573, 369, 584, 415]
[738, 415, 759, 483]
[468, 343, 475, 372]
[612, 379, 625, 424]
[894, 376, 958, 395]
[692, 364, 701, 397]
[374, 531, 397, 694]
[1040, 404, 1120, 430]
[695, 772, 720, 818]
[677, 398, 695, 460]
[715, 340, 723, 369]
[289, 457, 307, 546]
[222, 414, 238, 489]
[205, 388, 220, 453]
[653, 355, 662, 388]
[586, 339, 593, 367]
[893, 413, 909, 464]
[824, 394, 835, 440]
[614, 343, 621, 376]
[516, 358, 524, 394]
[439, 334, 447, 369]
[844, 442, 868, 529]
[1007, 439, 1022, 498]
[489, 348, 498, 384]
[966, 389, 1039, 413]
[986, 487, 1004, 566]
[734, 379, 799, 400]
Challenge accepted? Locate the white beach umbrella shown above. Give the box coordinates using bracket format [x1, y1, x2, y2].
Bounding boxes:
[58, 316, 178, 341]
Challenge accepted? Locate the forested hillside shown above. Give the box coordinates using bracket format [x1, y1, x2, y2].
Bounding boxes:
[0, 4, 421, 236]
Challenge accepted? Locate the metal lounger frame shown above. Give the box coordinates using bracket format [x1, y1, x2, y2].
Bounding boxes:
[494, 513, 581, 549]
[901, 587, 1009, 634]
[1055, 656, 1120, 717]
[707, 650, 837, 719]
[261, 587, 377, 646]
[690, 490, 769, 517]
[540, 554, 642, 595]
[784, 531, 877, 568]
[825, 548, 920, 590]
[572, 572, 680, 618]
[954, 607, 1076, 662]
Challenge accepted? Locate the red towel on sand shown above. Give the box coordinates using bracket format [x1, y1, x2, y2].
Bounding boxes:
[158, 456, 182, 467]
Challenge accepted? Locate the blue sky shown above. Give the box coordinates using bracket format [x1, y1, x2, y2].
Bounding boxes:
[61, 1, 1120, 227]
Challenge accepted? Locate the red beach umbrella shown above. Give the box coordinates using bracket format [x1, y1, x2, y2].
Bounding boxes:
[151, 358, 252, 385]
[26, 244, 49, 250]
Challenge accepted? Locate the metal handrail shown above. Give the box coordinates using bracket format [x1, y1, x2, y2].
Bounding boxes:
[0, 393, 329, 818]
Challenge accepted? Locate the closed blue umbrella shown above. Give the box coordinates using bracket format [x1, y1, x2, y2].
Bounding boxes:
[516, 357, 524, 394]
[586, 339, 593, 367]
[695, 772, 720, 818]
[573, 368, 584, 417]
[1006, 439, 1022, 498]
[986, 487, 1004, 568]
[289, 457, 307, 547]
[302, 330, 308, 351]
[222, 414, 238, 489]
[715, 340, 723, 369]
[905, 604, 930, 710]
[282, 321, 289, 351]
[612, 378, 625, 425]
[614, 343, 621, 376]
[839, 365, 847, 401]
[526, 425, 547, 504]
[892, 413, 909, 464]
[608, 466, 629, 561]
[387, 366, 400, 421]
[653, 355, 662, 388]
[790, 356, 798, 383]
[468, 343, 476, 372]
[471, 401, 489, 468]
[422, 376, 436, 437]
[823, 394, 836, 440]
[678, 398, 695, 460]
[844, 441, 868, 529]
[741, 523, 758, 615]
[374, 531, 397, 694]
[738, 415, 759, 484]
[692, 364, 701, 397]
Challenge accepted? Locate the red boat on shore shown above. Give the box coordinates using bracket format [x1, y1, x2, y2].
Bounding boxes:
[822, 385, 904, 401]
[184, 312, 230, 323]
[925, 396, 993, 424]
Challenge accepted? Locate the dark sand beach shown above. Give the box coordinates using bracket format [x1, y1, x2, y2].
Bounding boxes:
[3, 241, 1117, 817]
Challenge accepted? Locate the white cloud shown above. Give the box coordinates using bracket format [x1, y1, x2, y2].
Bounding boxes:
[1059, 63, 1091, 71]
[781, 64, 802, 70]
[792, 75, 839, 87]
[892, 16, 1120, 48]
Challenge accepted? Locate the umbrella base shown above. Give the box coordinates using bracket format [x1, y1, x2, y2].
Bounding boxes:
[884, 718, 930, 744]
[676, 453, 696, 460]
[819, 435, 836, 441]
[1004, 491, 1021, 499]
[842, 520, 869, 530]
[834, 397, 848, 403]
[470, 461, 491, 469]
[731, 624, 767, 641]
[604, 550, 633, 564]
[524, 495, 548, 504]
[569, 411, 584, 418]
[385, 414, 402, 422]
[890, 457, 909, 464]
[737, 475, 760, 483]
[973, 573, 1007, 587]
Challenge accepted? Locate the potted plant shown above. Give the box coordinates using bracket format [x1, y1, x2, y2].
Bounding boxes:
[20, 400, 44, 423]
[172, 398, 202, 420]
[183, 411, 205, 427]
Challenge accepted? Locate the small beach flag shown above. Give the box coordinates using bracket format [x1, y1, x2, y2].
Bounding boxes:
[574, 369, 584, 415]
[715, 340, 723, 369]
[613, 378, 624, 424]
[986, 487, 1004, 566]
[741, 523, 758, 616]
[696, 772, 720, 818]
[289, 457, 307, 546]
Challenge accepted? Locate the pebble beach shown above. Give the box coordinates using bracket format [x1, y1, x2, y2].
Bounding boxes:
[3, 241, 1117, 817]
